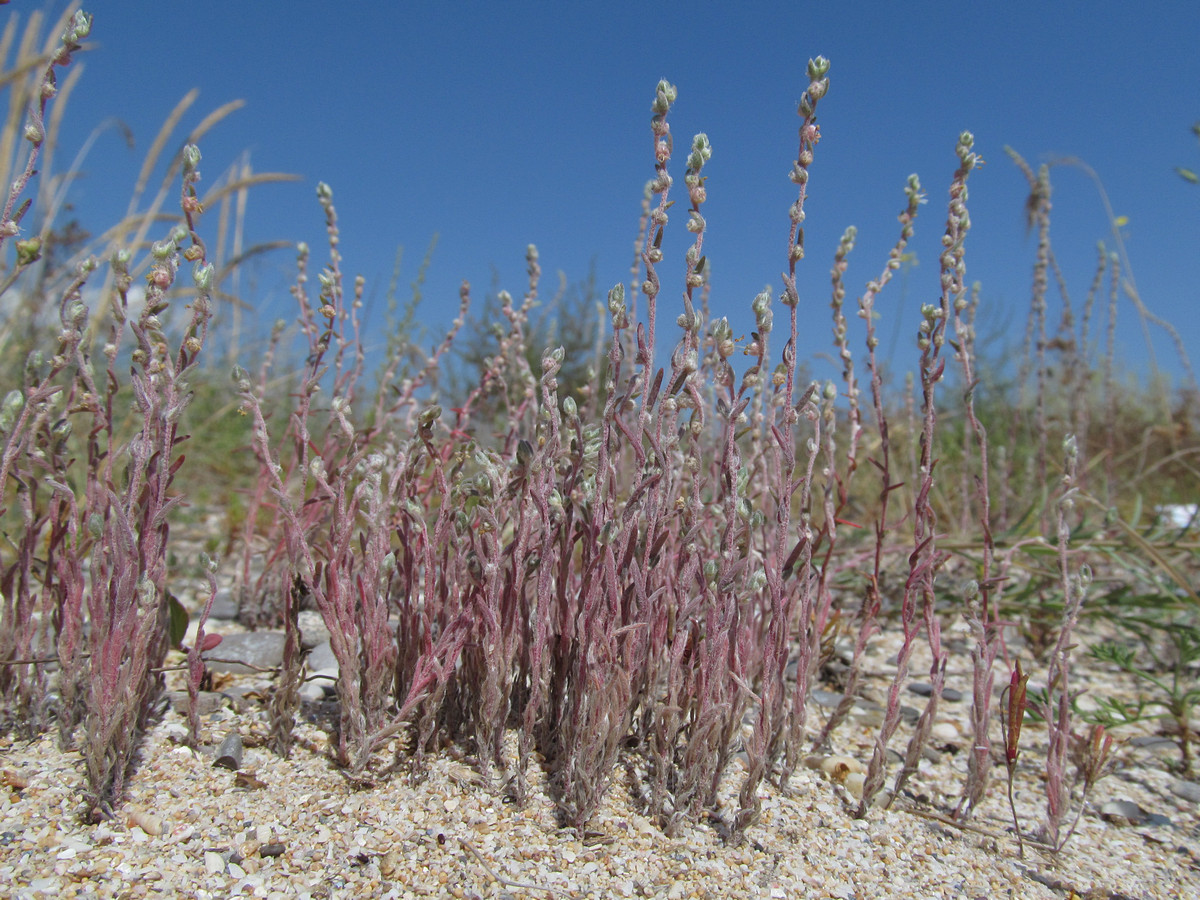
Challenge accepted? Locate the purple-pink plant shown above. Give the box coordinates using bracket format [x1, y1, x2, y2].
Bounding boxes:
[1, 34, 1170, 849]
[812, 174, 924, 754]
[1039, 433, 1090, 849]
[859, 132, 978, 815]
[79, 143, 215, 819]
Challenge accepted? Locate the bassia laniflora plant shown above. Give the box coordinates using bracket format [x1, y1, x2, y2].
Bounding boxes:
[0, 9, 225, 820]
[1, 12, 1197, 851]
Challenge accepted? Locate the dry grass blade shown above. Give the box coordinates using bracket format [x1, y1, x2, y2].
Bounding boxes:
[1096, 504, 1200, 607]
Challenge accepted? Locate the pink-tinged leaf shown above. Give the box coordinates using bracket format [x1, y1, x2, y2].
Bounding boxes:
[200, 633, 223, 652]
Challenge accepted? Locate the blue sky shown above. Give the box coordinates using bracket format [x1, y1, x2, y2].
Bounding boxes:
[29, 1, 1200, 386]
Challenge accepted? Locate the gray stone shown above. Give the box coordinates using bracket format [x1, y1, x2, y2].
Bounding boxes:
[298, 639, 339, 701]
[297, 610, 330, 650]
[1171, 780, 1200, 804]
[203, 631, 285, 674]
[1100, 799, 1149, 826]
[213, 731, 243, 770]
[306, 639, 338, 674]
[165, 690, 227, 716]
[1128, 735, 1178, 751]
[907, 683, 964, 702]
[812, 690, 842, 709]
[851, 705, 884, 728]
[203, 587, 239, 621]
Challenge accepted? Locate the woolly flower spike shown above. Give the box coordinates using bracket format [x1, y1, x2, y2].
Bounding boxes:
[686, 134, 712, 174]
[607, 283, 626, 316]
[799, 56, 831, 117]
[957, 131, 980, 169]
[652, 80, 678, 116]
[0, 390, 24, 433]
[905, 174, 925, 206]
[182, 144, 202, 174]
[64, 10, 93, 43]
[193, 262, 214, 293]
[752, 288, 774, 335]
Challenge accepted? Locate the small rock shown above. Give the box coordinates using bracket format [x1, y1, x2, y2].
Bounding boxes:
[165, 690, 226, 717]
[899, 705, 920, 726]
[1171, 780, 1200, 804]
[307, 640, 339, 674]
[931, 722, 960, 742]
[1127, 735, 1177, 750]
[907, 683, 964, 702]
[812, 690, 842, 709]
[850, 699, 884, 727]
[204, 850, 226, 875]
[204, 632, 286, 674]
[205, 587, 239, 621]
[379, 848, 400, 876]
[298, 678, 328, 702]
[854, 708, 885, 728]
[297, 610, 330, 649]
[843, 772, 865, 800]
[1100, 799, 1149, 826]
[299, 640, 339, 701]
[213, 732, 244, 771]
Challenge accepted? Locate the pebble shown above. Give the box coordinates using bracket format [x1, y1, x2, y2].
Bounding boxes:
[165, 690, 227, 716]
[907, 683, 964, 702]
[931, 722, 959, 742]
[1100, 799, 1149, 826]
[204, 850, 226, 875]
[843, 772, 866, 800]
[213, 731, 244, 770]
[205, 587, 240, 621]
[302, 640, 340, 700]
[297, 610, 331, 649]
[812, 690, 842, 708]
[204, 632, 287, 674]
[1171, 780, 1200, 804]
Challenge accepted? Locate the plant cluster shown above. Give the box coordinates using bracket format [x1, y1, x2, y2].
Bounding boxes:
[0, 10, 1196, 854]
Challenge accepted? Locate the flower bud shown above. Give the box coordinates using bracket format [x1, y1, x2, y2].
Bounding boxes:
[182, 144, 202, 173]
[193, 262, 214, 292]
